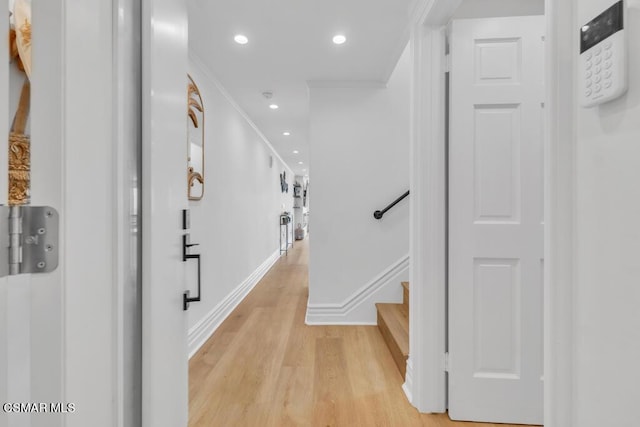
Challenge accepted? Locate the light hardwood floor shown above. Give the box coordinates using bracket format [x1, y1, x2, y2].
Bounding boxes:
[189, 239, 536, 427]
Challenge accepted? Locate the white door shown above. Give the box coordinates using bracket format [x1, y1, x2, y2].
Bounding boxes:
[141, 0, 190, 426]
[2, 2, 70, 427]
[448, 16, 544, 425]
[3, 1, 140, 427]
[1, 1, 190, 426]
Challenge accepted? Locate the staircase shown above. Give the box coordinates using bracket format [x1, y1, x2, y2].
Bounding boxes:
[375, 281, 409, 379]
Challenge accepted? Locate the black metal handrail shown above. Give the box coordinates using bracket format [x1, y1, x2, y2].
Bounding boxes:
[373, 190, 409, 220]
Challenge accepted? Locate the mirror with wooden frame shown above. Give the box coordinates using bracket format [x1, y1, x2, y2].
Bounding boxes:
[8, 0, 32, 206]
[187, 74, 204, 200]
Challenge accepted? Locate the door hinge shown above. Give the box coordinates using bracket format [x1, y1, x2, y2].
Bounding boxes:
[445, 54, 451, 73]
[0, 206, 59, 277]
[444, 352, 450, 372]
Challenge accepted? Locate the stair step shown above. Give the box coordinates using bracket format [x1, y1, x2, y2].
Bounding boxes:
[376, 302, 409, 378]
[401, 281, 409, 311]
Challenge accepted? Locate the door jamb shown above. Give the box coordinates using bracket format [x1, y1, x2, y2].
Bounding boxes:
[542, 1, 576, 426]
[407, 0, 461, 413]
[408, 1, 577, 424]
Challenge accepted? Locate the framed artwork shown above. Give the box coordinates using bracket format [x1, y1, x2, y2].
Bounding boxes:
[280, 171, 288, 193]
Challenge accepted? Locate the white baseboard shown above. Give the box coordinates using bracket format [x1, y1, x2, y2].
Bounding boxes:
[403, 357, 414, 404]
[305, 254, 409, 325]
[188, 250, 280, 358]
[302, 321, 378, 326]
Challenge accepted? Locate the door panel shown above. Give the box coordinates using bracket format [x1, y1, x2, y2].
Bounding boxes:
[3, 2, 148, 426]
[31, 3, 64, 424]
[2, 1, 66, 426]
[449, 16, 544, 425]
[141, 0, 189, 426]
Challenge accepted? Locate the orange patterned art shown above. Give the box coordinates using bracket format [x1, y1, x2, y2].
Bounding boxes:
[8, 82, 30, 206]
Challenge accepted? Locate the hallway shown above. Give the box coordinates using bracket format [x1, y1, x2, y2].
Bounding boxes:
[188, 239, 535, 426]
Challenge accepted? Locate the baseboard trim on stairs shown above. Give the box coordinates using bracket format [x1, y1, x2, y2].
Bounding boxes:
[403, 357, 414, 404]
[188, 250, 280, 358]
[305, 254, 410, 325]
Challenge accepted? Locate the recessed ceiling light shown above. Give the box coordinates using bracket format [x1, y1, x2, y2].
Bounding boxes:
[302, 169, 307, 172]
[293, 150, 299, 154]
[332, 34, 346, 45]
[234, 34, 249, 45]
[298, 161, 303, 165]
[269, 104, 279, 110]
[283, 131, 291, 136]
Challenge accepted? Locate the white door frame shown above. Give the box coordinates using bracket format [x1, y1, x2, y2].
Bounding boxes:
[408, 0, 577, 424]
[62, 0, 128, 426]
[541, 1, 576, 425]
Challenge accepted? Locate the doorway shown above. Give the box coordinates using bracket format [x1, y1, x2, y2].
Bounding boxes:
[447, 13, 544, 425]
[408, 1, 546, 424]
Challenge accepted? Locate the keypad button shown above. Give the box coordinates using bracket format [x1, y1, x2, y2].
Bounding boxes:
[595, 65, 602, 73]
[586, 80, 593, 88]
[595, 84, 602, 93]
[605, 61, 612, 69]
[586, 88, 593, 97]
[586, 61, 593, 69]
[605, 50, 612, 59]
[604, 41, 613, 50]
[605, 70, 612, 79]
[586, 70, 593, 78]
[595, 46, 602, 55]
[595, 75, 602, 83]
[586, 52, 593, 60]
[604, 81, 612, 89]
[595, 56, 602, 65]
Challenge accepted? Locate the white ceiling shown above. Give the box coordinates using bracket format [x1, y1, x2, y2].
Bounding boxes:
[453, 0, 544, 19]
[188, 0, 415, 177]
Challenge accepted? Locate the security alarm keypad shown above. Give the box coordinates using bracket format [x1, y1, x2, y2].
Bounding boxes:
[580, 0, 627, 107]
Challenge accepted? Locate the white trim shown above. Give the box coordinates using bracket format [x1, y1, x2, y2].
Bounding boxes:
[408, 3, 454, 411]
[305, 255, 409, 325]
[409, 0, 430, 26]
[189, 52, 294, 177]
[411, 0, 462, 26]
[544, 0, 575, 426]
[306, 80, 388, 89]
[61, 0, 119, 425]
[304, 321, 378, 326]
[403, 357, 414, 404]
[188, 250, 280, 358]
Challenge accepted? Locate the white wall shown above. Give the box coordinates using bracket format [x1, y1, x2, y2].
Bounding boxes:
[453, 0, 544, 19]
[306, 45, 411, 324]
[186, 55, 294, 353]
[573, 1, 640, 426]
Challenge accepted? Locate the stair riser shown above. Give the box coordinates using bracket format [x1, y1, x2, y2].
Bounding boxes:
[403, 286, 409, 310]
[377, 311, 407, 378]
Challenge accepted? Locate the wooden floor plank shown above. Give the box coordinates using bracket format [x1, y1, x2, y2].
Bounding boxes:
[188, 238, 537, 427]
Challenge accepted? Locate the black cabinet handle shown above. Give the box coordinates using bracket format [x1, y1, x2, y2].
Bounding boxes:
[183, 234, 201, 311]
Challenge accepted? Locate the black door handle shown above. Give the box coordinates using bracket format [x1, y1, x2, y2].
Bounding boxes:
[183, 234, 201, 311]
